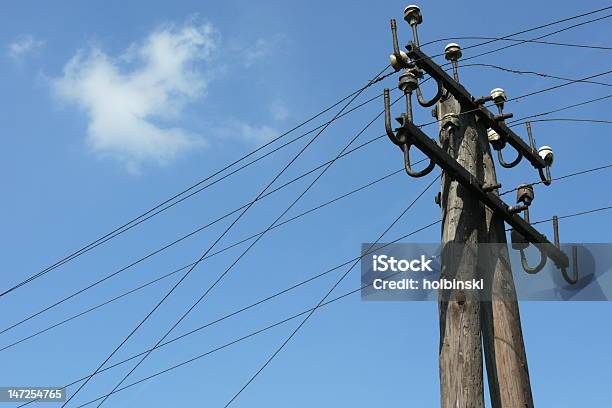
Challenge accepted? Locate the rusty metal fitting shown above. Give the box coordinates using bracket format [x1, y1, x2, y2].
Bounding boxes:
[509, 204, 529, 214]
[516, 184, 535, 206]
[483, 183, 502, 192]
[434, 192, 441, 206]
[398, 70, 419, 93]
[441, 113, 460, 132]
[511, 229, 529, 250]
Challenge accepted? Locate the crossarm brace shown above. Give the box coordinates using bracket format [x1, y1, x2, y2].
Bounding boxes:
[405, 43, 547, 169]
[399, 121, 569, 269]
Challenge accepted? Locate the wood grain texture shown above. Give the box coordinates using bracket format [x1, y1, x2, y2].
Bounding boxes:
[437, 92, 485, 408]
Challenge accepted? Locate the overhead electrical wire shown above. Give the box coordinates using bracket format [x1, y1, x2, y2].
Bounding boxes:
[9, 7, 612, 405]
[422, 36, 611, 51]
[18, 198, 612, 408]
[8, 65, 609, 345]
[15, 220, 440, 408]
[499, 163, 612, 196]
[58, 65, 392, 408]
[15, 201, 611, 408]
[47, 199, 612, 408]
[12, 148, 611, 352]
[93, 80, 412, 408]
[507, 94, 612, 124]
[530, 205, 612, 225]
[0, 164, 415, 352]
[0, 129, 388, 336]
[415, 69, 612, 131]
[456, 13, 612, 65]
[7, 5, 611, 298]
[11, 66, 606, 342]
[0, 92, 406, 338]
[460, 63, 612, 87]
[223, 174, 440, 407]
[0, 69, 394, 299]
[511, 118, 612, 126]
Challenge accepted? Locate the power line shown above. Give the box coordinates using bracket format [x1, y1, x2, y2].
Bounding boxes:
[0, 121, 398, 337]
[507, 94, 612, 124]
[531, 205, 612, 225]
[499, 163, 612, 196]
[417, 70, 612, 129]
[510, 118, 612, 126]
[458, 13, 612, 64]
[422, 36, 612, 51]
[20, 201, 610, 407]
[423, 6, 612, 56]
[0, 163, 413, 352]
[7, 6, 609, 298]
[506, 69, 612, 102]
[63, 225, 437, 408]
[14, 220, 440, 408]
[59, 65, 391, 408]
[8, 66, 606, 340]
[0, 69, 394, 299]
[460, 63, 612, 87]
[93, 78, 408, 408]
[223, 174, 440, 407]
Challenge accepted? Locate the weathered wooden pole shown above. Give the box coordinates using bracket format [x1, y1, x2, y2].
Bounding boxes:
[437, 89, 485, 408]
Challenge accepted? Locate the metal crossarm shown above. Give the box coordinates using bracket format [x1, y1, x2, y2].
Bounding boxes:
[399, 120, 569, 269]
[405, 42, 548, 169]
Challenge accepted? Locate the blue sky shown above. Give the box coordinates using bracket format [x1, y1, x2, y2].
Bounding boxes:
[1, 0, 611, 406]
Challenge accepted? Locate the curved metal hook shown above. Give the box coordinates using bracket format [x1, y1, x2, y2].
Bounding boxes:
[403, 143, 435, 178]
[384, 89, 402, 146]
[538, 165, 552, 186]
[561, 246, 579, 284]
[497, 146, 523, 168]
[519, 245, 547, 274]
[416, 77, 444, 107]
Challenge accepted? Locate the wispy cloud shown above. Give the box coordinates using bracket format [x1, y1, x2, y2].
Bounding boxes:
[269, 99, 289, 121]
[52, 21, 217, 171]
[8, 35, 45, 59]
[215, 120, 279, 144]
[242, 34, 287, 67]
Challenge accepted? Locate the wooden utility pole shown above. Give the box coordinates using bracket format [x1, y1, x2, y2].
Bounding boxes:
[383, 6, 568, 407]
[479, 125, 534, 407]
[436, 72, 534, 408]
[437, 91, 485, 408]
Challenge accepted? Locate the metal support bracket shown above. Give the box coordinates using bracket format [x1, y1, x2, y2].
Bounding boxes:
[397, 120, 569, 269]
[404, 43, 548, 170]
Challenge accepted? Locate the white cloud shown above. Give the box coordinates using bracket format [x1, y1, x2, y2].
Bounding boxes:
[53, 22, 217, 170]
[8, 35, 45, 59]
